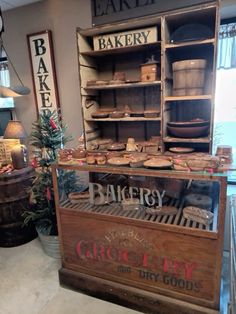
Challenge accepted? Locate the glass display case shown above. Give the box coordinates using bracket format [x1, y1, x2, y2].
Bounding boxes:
[52, 163, 227, 313]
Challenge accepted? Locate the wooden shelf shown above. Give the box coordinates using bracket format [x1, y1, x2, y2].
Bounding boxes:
[54, 163, 223, 181]
[84, 81, 161, 90]
[164, 38, 215, 49]
[81, 42, 161, 57]
[86, 117, 161, 122]
[164, 95, 212, 102]
[59, 198, 216, 232]
[163, 136, 211, 143]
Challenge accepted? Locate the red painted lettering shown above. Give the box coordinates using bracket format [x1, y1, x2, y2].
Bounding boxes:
[184, 263, 198, 280]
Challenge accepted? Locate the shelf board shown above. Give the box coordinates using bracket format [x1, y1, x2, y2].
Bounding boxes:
[164, 95, 212, 102]
[84, 81, 162, 90]
[81, 41, 161, 57]
[85, 117, 161, 122]
[163, 136, 211, 143]
[164, 38, 215, 49]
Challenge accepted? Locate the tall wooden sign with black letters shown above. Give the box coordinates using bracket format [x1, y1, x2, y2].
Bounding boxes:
[27, 30, 60, 116]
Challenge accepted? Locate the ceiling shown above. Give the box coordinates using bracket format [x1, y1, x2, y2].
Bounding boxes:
[0, 0, 235, 19]
[0, 0, 42, 11]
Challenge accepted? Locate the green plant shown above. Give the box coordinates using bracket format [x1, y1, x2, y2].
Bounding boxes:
[23, 110, 81, 235]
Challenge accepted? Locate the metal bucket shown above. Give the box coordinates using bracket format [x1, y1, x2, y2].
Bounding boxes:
[37, 229, 61, 259]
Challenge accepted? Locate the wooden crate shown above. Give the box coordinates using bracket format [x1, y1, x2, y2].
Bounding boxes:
[52, 164, 227, 313]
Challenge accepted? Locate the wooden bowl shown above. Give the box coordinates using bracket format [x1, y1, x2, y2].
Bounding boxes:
[167, 125, 209, 138]
[167, 120, 209, 128]
[107, 143, 126, 151]
[91, 111, 109, 119]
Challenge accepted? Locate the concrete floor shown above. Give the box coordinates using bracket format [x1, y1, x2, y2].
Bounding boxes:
[0, 238, 140, 314]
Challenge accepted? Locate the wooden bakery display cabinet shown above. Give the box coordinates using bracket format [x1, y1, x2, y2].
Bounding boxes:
[78, 1, 219, 155]
[52, 162, 227, 314]
[52, 1, 227, 313]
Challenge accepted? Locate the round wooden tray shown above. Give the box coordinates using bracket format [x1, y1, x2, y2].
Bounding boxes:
[169, 147, 194, 153]
[107, 157, 130, 166]
[143, 159, 172, 169]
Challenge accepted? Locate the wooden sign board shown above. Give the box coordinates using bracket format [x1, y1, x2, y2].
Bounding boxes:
[93, 26, 157, 51]
[27, 30, 60, 116]
[91, 0, 214, 26]
[60, 212, 220, 308]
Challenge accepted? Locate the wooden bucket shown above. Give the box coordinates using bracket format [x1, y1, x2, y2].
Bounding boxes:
[172, 59, 207, 96]
[0, 166, 37, 247]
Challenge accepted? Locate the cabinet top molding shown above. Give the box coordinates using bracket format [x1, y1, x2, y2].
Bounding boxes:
[91, 0, 218, 26]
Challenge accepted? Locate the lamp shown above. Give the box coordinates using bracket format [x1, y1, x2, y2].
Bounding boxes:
[4, 120, 28, 169]
[0, 8, 30, 98]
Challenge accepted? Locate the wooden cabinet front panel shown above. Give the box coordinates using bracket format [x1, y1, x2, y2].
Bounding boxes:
[60, 210, 219, 308]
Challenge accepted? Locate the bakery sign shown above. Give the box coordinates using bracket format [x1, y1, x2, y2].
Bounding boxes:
[27, 30, 60, 115]
[93, 26, 157, 51]
[91, 0, 213, 25]
[89, 182, 164, 206]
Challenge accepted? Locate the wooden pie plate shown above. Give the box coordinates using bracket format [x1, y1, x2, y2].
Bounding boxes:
[68, 191, 90, 203]
[107, 157, 130, 166]
[145, 206, 178, 216]
[143, 158, 172, 169]
[91, 112, 109, 119]
[169, 147, 194, 153]
[107, 143, 126, 151]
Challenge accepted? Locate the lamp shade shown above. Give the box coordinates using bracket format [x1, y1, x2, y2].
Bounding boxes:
[4, 120, 27, 139]
[0, 86, 31, 98]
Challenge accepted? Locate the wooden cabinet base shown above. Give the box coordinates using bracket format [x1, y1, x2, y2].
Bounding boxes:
[59, 268, 219, 314]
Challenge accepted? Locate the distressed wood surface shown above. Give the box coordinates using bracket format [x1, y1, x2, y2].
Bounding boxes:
[163, 137, 211, 143]
[59, 269, 219, 314]
[58, 208, 222, 308]
[85, 80, 161, 90]
[53, 161, 226, 312]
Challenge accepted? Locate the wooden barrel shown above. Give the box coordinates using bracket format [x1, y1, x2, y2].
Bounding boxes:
[172, 59, 207, 96]
[0, 166, 37, 247]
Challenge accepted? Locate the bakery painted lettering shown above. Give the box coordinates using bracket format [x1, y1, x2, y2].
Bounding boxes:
[97, 30, 150, 49]
[93, 27, 157, 50]
[89, 182, 165, 206]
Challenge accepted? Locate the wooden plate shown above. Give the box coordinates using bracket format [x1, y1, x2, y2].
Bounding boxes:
[143, 158, 172, 168]
[169, 147, 194, 153]
[91, 111, 109, 119]
[107, 143, 126, 151]
[107, 157, 130, 166]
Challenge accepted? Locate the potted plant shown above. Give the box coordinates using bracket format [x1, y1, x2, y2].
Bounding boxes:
[23, 110, 82, 258]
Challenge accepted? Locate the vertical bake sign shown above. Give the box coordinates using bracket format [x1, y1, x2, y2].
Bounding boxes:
[27, 30, 60, 115]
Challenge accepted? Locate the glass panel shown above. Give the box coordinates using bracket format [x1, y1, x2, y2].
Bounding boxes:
[57, 169, 220, 232]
